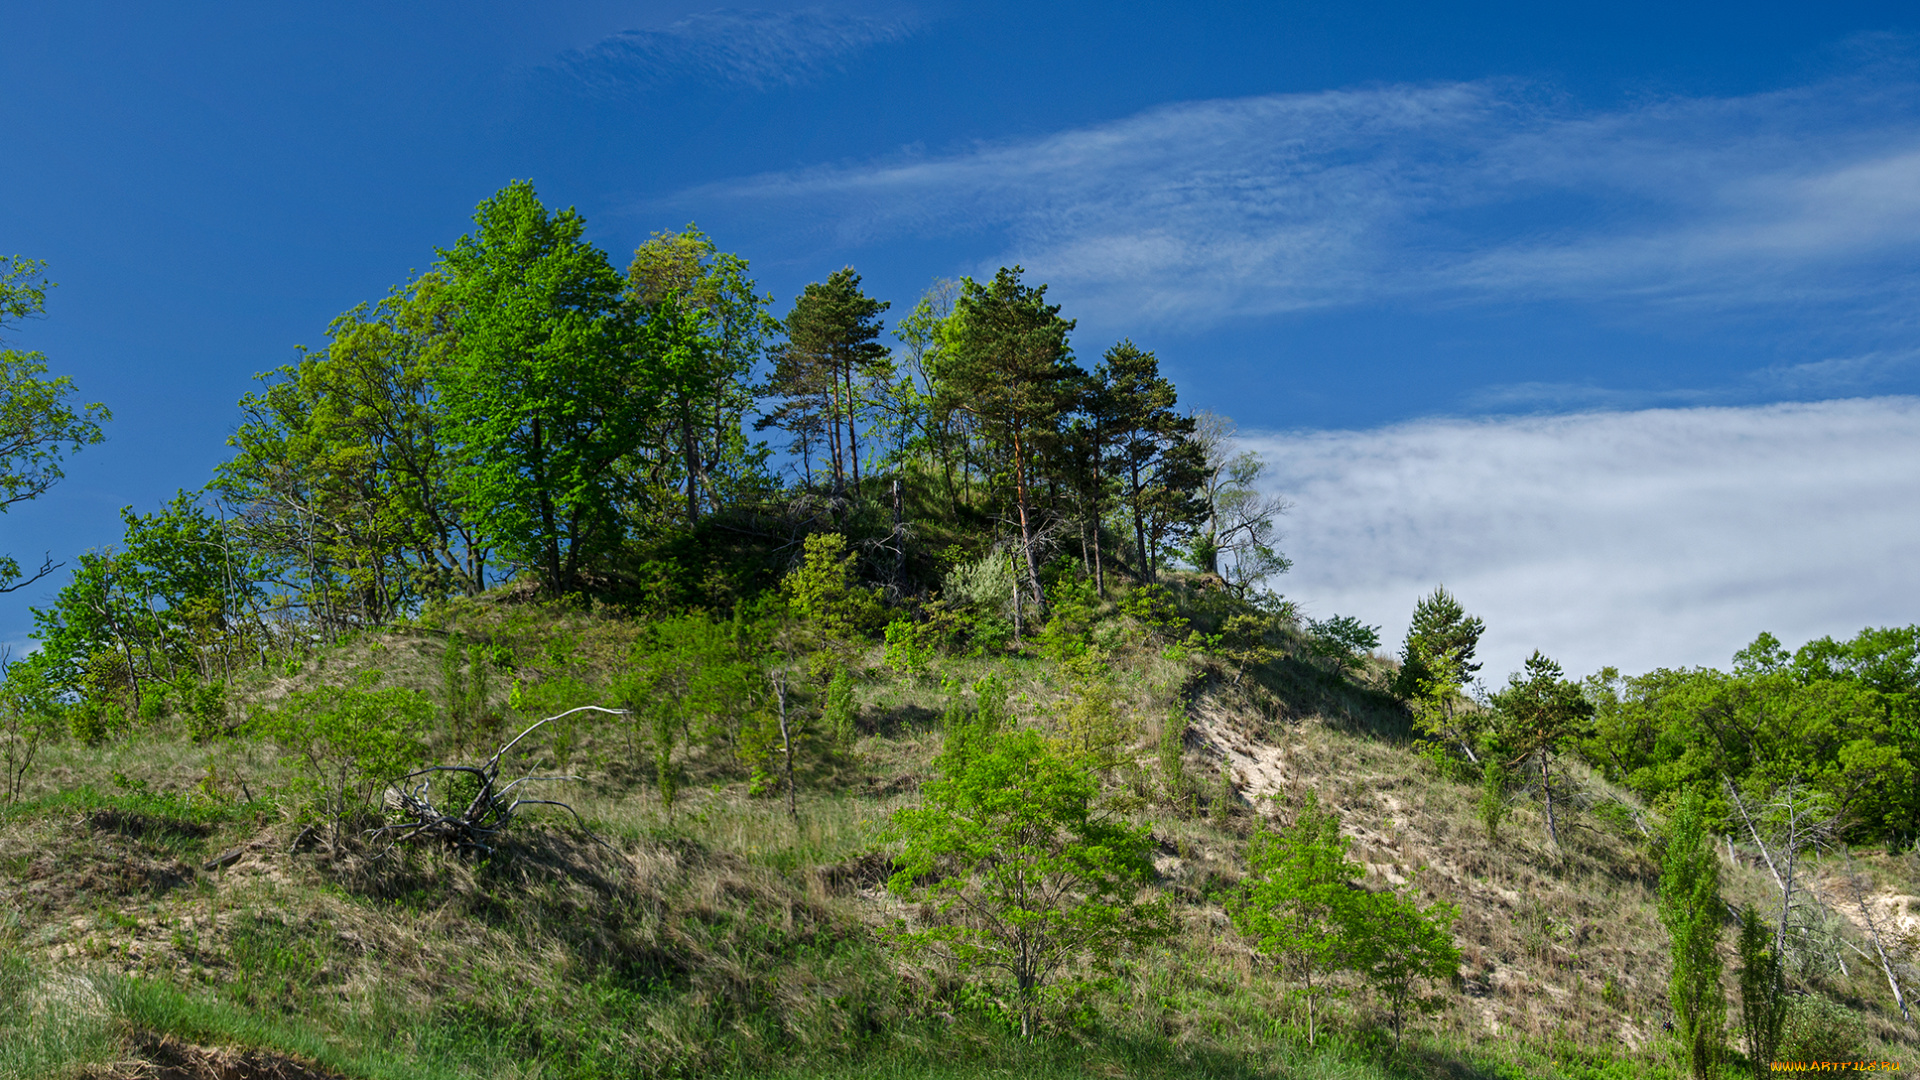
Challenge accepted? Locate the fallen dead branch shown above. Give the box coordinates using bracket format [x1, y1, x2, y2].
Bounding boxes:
[366, 706, 626, 858]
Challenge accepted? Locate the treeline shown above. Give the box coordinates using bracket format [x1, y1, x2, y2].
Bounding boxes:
[1393, 586, 1920, 850]
[11, 181, 1287, 725]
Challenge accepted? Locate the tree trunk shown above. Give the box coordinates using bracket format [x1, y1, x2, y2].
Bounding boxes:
[1129, 459, 1151, 585]
[1012, 431, 1046, 617]
[1541, 751, 1560, 848]
[891, 479, 906, 585]
[682, 406, 700, 525]
[531, 417, 563, 593]
[846, 362, 861, 497]
[774, 673, 796, 821]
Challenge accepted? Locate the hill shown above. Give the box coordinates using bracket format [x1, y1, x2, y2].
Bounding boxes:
[2, 578, 1913, 1080]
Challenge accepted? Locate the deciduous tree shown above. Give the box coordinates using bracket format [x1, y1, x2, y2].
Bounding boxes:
[887, 713, 1168, 1039]
[435, 181, 643, 596]
[0, 255, 110, 593]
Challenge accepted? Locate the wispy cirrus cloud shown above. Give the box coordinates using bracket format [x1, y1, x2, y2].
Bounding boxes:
[555, 8, 915, 95]
[684, 64, 1920, 328]
[1240, 396, 1920, 680]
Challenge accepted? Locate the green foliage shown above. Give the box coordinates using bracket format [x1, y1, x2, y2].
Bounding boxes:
[0, 255, 111, 595]
[619, 610, 769, 801]
[215, 273, 485, 626]
[1233, 792, 1460, 1049]
[1099, 341, 1203, 586]
[822, 667, 858, 751]
[257, 672, 433, 841]
[626, 225, 778, 524]
[440, 638, 497, 750]
[1735, 904, 1785, 1078]
[1045, 654, 1137, 775]
[1659, 789, 1726, 1080]
[758, 267, 891, 494]
[1393, 586, 1484, 695]
[882, 617, 934, 678]
[1476, 757, 1510, 843]
[944, 267, 1083, 611]
[783, 533, 885, 641]
[1577, 627, 1920, 846]
[30, 492, 247, 716]
[1399, 588, 1488, 771]
[1305, 614, 1381, 674]
[0, 653, 61, 802]
[1034, 572, 1098, 661]
[887, 719, 1170, 1039]
[435, 181, 642, 596]
[1488, 651, 1594, 846]
[1352, 885, 1461, 1050]
[1186, 410, 1291, 594]
[1776, 995, 1868, 1061]
[1230, 790, 1364, 1047]
[1118, 583, 1186, 642]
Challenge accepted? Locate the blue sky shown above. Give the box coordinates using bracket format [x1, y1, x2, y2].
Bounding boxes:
[4, 1, 1919, 678]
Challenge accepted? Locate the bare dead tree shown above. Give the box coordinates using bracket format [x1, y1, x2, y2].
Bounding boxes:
[1727, 778, 1842, 976]
[1839, 856, 1914, 1025]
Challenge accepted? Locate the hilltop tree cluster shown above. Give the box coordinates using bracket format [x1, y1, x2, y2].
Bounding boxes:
[11, 182, 1289, 722]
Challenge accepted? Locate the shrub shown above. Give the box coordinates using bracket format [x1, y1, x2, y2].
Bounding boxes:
[0, 654, 61, 803]
[784, 533, 885, 641]
[882, 618, 933, 679]
[1776, 995, 1867, 1062]
[258, 671, 432, 844]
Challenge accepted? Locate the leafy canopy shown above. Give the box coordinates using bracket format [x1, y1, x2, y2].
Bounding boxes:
[887, 706, 1169, 1039]
[0, 255, 111, 593]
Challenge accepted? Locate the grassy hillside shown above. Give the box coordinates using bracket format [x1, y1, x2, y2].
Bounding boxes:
[1, 583, 1914, 1079]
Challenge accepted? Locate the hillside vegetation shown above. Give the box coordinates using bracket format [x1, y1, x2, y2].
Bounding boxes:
[0, 187, 1915, 1078]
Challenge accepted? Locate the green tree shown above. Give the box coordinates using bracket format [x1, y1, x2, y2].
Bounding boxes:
[1306, 614, 1381, 676]
[1186, 410, 1290, 595]
[435, 181, 643, 596]
[887, 719, 1169, 1039]
[943, 268, 1082, 617]
[625, 226, 777, 524]
[1488, 651, 1594, 847]
[1661, 788, 1726, 1080]
[216, 273, 490, 620]
[30, 493, 250, 719]
[1396, 587, 1487, 765]
[0, 255, 110, 593]
[0, 652, 61, 803]
[887, 280, 970, 512]
[1101, 341, 1199, 585]
[1352, 886, 1461, 1050]
[1230, 790, 1363, 1047]
[782, 533, 885, 642]
[760, 268, 891, 496]
[259, 672, 433, 847]
[1736, 903, 1786, 1078]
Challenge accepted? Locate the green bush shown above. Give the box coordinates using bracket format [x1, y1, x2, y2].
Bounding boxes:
[257, 671, 433, 843]
[1777, 995, 1867, 1062]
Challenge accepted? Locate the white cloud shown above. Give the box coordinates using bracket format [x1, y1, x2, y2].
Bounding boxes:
[687, 69, 1920, 327]
[555, 8, 914, 94]
[1239, 396, 1920, 681]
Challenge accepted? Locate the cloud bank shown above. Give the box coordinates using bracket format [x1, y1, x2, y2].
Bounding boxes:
[557, 9, 913, 95]
[691, 68, 1920, 328]
[1241, 396, 1920, 681]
